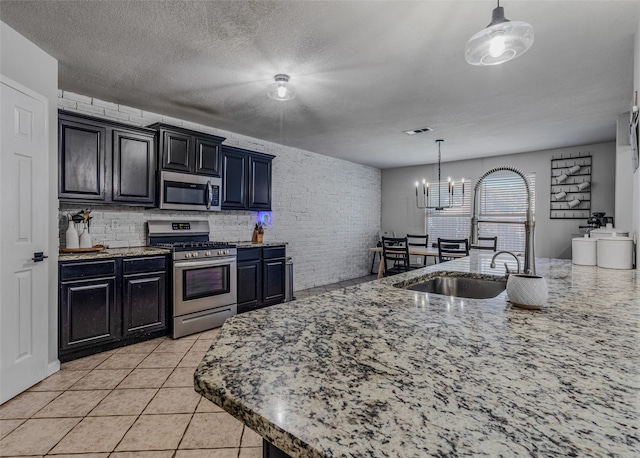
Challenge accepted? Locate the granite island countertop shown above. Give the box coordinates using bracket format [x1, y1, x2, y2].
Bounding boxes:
[194, 255, 639, 457]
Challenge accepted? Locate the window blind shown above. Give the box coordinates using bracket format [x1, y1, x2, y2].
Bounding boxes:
[477, 171, 536, 254]
[426, 180, 471, 246]
[425, 172, 535, 253]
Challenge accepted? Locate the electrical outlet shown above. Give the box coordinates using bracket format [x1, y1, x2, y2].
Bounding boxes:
[111, 220, 119, 230]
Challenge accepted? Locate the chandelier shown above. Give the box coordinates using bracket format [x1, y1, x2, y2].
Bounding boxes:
[415, 139, 465, 210]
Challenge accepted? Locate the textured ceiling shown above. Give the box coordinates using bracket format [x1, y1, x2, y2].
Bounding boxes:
[1, 0, 638, 169]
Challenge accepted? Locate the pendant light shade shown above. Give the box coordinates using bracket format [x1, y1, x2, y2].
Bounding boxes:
[465, 1, 534, 66]
[267, 74, 296, 101]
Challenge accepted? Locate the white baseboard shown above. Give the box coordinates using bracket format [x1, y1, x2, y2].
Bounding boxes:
[47, 359, 61, 376]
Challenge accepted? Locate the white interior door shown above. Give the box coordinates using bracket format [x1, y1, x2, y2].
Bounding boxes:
[0, 77, 49, 404]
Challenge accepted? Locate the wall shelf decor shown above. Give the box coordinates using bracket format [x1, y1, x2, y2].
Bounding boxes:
[550, 154, 591, 219]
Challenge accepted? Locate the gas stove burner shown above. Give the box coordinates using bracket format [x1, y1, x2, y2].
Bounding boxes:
[155, 241, 236, 251]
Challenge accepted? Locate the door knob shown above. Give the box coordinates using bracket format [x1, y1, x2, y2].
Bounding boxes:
[32, 252, 48, 262]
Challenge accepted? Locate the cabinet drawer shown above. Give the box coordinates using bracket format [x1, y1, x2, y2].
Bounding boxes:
[123, 256, 167, 275]
[238, 248, 261, 262]
[60, 260, 116, 281]
[263, 246, 285, 259]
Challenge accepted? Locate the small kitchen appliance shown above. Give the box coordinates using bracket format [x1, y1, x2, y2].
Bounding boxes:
[159, 171, 222, 211]
[579, 212, 614, 232]
[147, 220, 236, 338]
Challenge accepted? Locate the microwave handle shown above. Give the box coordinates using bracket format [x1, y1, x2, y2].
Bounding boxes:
[206, 180, 213, 210]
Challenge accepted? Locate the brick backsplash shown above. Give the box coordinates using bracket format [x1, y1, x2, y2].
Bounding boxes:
[58, 91, 381, 289]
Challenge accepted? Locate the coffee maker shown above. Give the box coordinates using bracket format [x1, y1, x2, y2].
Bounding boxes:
[579, 212, 614, 231]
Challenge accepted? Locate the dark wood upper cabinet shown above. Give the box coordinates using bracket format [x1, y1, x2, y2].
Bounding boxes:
[112, 129, 156, 204]
[58, 116, 106, 201]
[249, 154, 272, 210]
[162, 130, 191, 172]
[221, 148, 248, 209]
[58, 111, 157, 206]
[195, 137, 222, 176]
[149, 123, 225, 177]
[221, 146, 274, 211]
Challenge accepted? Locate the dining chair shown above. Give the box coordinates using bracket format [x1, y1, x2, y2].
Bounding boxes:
[406, 234, 429, 268]
[474, 236, 498, 251]
[381, 236, 412, 276]
[370, 230, 396, 274]
[437, 238, 470, 263]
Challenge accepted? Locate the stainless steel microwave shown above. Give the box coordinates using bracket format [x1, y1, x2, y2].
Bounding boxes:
[159, 171, 222, 211]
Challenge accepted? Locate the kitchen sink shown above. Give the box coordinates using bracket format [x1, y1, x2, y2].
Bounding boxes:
[401, 275, 506, 299]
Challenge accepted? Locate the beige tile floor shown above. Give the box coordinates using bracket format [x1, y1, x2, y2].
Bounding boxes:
[0, 275, 376, 458]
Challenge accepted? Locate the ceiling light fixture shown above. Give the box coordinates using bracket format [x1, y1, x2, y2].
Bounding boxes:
[404, 127, 433, 136]
[465, 0, 534, 66]
[415, 140, 464, 210]
[267, 74, 296, 101]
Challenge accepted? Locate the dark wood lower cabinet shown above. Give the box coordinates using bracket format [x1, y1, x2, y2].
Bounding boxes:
[60, 277, 119, 352]
[237, 246, 285, 314]
[262, 254, 285, 304]
[122, 272, 166, 337]
[263, 440, 292, 458]
[237, 258, 261, 314]
[59, 255, 169, 362]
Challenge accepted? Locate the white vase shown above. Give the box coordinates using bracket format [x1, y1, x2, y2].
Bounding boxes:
[507, 274, 548, 309]
[79, 223, 92, 249]
[65, 215, 79, 249]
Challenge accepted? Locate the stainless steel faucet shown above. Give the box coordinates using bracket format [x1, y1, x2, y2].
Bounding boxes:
[470, 165, 536, 275]
[490, 250, 521, 277]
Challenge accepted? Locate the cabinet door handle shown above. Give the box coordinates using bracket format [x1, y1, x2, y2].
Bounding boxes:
[32, 252, 48, 262]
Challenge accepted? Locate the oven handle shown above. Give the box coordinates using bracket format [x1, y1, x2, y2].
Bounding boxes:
[174, 257, 237, 269]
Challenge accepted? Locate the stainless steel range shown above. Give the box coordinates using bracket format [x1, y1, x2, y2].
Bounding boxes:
[148, 220, 237, 338]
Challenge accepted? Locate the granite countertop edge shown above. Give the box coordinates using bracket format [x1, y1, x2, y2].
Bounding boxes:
[58, 246, 172, 261]
[58, 241, 288, 261]
[232, 241, 288, 248]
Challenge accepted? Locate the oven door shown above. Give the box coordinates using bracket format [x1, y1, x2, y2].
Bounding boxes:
[173, 256, 237, 316]
[159, 171, 221, 211]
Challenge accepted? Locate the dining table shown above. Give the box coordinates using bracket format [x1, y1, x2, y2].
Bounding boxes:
[369, 245, 467, 279]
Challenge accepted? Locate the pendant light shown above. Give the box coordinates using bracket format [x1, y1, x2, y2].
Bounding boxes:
[267, 74, 296, 101]
[465, 0, 534, 66]
[415, 140, 465, 210]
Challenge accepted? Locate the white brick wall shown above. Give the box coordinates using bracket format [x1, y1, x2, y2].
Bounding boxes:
[58, 92, 381, 289]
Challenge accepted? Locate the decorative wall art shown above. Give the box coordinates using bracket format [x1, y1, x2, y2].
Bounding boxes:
[630, 91, 639, 172]
[550, 154, 592, 219]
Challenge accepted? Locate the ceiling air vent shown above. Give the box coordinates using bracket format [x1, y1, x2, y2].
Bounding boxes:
[403, 126, 433, 135]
